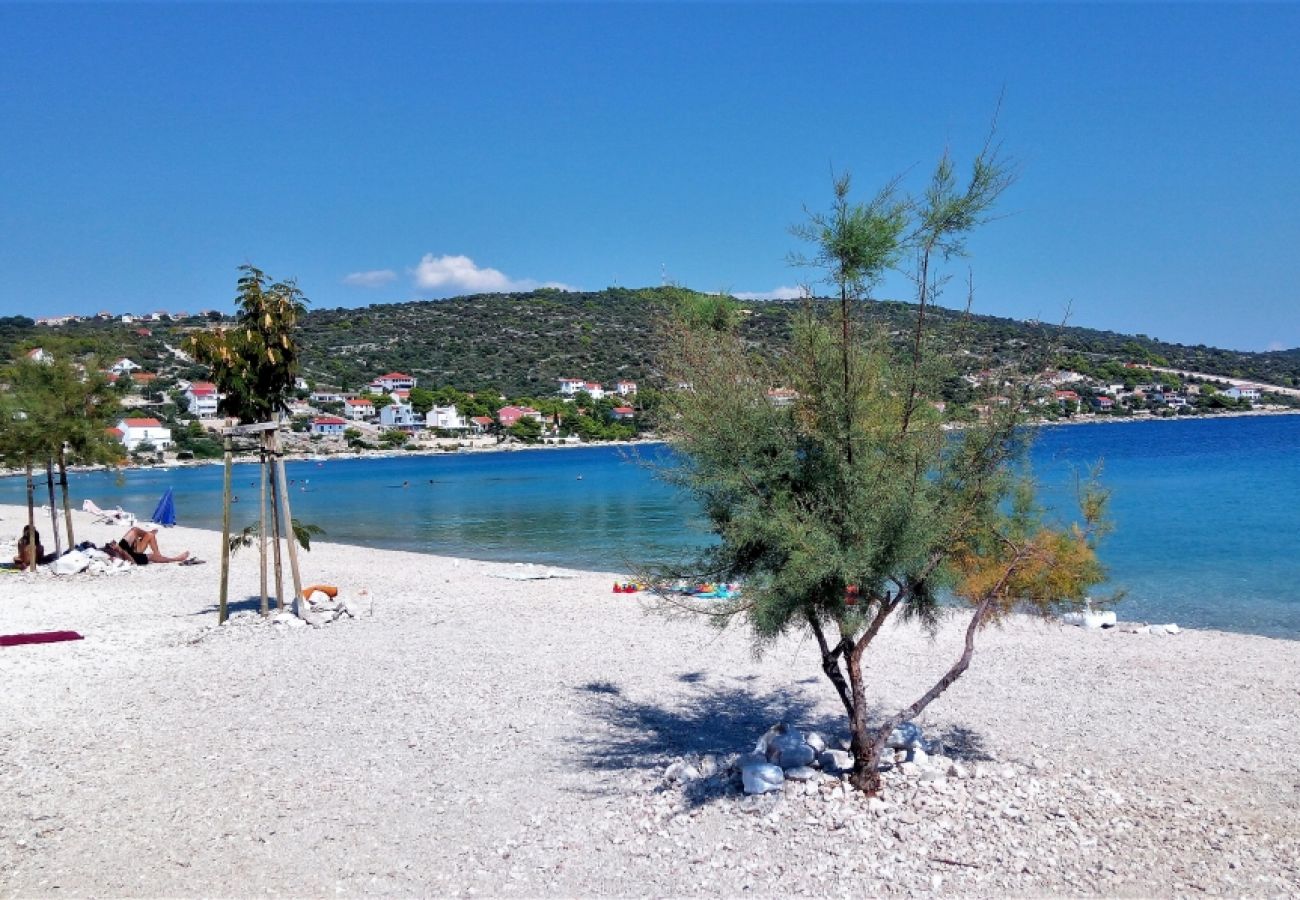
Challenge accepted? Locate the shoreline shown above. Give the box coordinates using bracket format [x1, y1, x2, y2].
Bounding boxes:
[3, 407, 1298, 479]
[2, 504, 1299, 895]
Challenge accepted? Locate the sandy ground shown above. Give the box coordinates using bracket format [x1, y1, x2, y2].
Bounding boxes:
[1, 503, 1298, 898]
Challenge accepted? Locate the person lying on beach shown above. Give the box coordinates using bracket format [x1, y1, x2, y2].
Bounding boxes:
[104, 525, 190, 565]
[14, 525, 52, 568]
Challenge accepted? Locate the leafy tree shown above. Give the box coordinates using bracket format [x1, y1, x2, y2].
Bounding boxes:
[408, 386, 436, 416]
[507, 416, 543, 443]
[1, 357, 122, 554]
[657, 144, 1108, 796]
[186, 265, 308, 423]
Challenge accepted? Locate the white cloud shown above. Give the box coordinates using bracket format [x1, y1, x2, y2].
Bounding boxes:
[342, 269, 397, 288]
[410, 253, 574, 294]
[733, 285, 806, 301]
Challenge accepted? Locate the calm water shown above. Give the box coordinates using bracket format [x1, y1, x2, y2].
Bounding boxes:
[4, 416, 1298, 638]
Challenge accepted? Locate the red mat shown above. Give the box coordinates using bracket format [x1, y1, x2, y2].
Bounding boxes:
[0, 631, 84, 647]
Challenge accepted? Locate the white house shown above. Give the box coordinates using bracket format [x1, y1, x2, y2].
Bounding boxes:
[310, 416, 348, 436]
[615, 380, 638, 397]
[24, 347, 53, 364]
[379, 400, 420, 430]
[344, 397, 376, 420]
[110, 357, 141, 375]
[1224, 387, 1261, 402]
[310, 390, 345, 405]
[427, 405, 468, 431]
[184, 381, 220, 417]
[369, 372, 417, 392]
[583, 382, 605, 400]
[114, 417, 173, 452]
[558, 377, 586, 396]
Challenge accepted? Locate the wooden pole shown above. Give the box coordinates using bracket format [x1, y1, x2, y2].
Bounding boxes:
[218, 434, 234, 624]
[271, 430, 304, 608]
[268, 451, 286, 610]
[45, 460, 62, 556]
[258, 435, 269, 616]
[58, 447, 75, 549]
[25, 464, 37, 571]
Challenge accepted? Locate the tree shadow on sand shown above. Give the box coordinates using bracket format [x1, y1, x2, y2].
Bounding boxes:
[575, 677, 840, 773]
[572, 678, 997, 806]
[191, 596, 285, 616]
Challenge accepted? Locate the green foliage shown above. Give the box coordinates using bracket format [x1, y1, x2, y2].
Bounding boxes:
[228, 518, 325, 555]
[186, 265, 308, 423]
[378, 428, 407, 447]
[659, 146, 1107, 795]
[507, 416, 542, 443]
[407, 386, 436, 415]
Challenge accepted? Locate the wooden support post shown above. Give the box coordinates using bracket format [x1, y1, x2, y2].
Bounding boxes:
[258, 435, 269, 616]
[268, 452, 286, 610]
[218, 434, 234, 624]
[25, 464, 37, 572]
[58, 447, 75, 549]
[45, 460, 62, 556]
[271, 430, 304, 608]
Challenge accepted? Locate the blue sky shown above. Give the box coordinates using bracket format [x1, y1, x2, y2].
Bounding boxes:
[1, 3, 1296, 351]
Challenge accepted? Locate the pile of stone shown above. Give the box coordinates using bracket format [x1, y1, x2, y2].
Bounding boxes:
[292, 588, 360, 626]
[736, 722, 970, 795]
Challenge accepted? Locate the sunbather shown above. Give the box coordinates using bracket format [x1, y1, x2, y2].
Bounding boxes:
[14, 525, 51, 569]
[105, 525, 189, 565]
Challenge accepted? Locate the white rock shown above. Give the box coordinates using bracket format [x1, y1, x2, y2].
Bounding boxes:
[664, 761, 701, 783]
[805, 731, 827, 755]
[1146, 624, 1167, 636]
[1164, 623, 1180, 634]
[697, 755, 719, 779]
[818, 750, 853, 773]
[766, 733, 815, 770]
[886, 722, 922, 749]
[742, 763, 784, 795]
[908, 747, 929, 766]
[783, 766, 818, 782]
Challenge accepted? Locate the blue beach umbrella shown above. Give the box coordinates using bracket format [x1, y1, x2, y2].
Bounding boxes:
[151, 487, 177, 527]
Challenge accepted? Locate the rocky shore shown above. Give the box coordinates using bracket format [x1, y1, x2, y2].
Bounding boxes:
[1, 504, 1297, 896]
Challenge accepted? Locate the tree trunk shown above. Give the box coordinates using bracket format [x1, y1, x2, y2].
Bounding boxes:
[25, 464, 37, 571]
[271, 431, 304, 610]
[45, 460, 62, 556]
[258, 438, 269, 616]
[268, 455, 286, 610]
[58, 448, 75, 549]
[218, 434, 234, 624]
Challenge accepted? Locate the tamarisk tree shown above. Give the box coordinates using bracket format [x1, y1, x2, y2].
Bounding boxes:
[658, 141, 1108, 796]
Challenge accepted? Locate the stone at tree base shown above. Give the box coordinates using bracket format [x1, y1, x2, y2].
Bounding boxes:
[742, 762, 785, 795]
[783, 766, 818, 782]
[805, 732, 827, 755]
[665, 761, 701, 783]
[887, 722, 923, 749]
[818, 750, 853, 774]
[766, 736, 815, 770]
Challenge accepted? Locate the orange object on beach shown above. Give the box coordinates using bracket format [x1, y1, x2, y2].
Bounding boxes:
[303, 584, 339, 598]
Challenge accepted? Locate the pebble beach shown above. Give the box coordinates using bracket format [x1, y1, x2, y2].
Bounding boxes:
[1, 503, 1298, 897]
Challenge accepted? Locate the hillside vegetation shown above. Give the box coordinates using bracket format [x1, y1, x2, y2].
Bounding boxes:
[4, 290, 1299, 397]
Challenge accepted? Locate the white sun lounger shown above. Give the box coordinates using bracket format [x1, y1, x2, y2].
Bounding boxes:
[82, 499, 135, 526]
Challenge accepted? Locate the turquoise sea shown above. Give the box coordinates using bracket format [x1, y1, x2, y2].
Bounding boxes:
[4, 415, 1298, 639]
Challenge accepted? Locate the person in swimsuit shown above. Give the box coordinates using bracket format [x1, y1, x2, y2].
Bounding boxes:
[106, 525, 190, 565]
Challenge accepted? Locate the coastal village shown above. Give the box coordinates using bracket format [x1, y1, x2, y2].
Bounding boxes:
[14, 304, 1299, 468]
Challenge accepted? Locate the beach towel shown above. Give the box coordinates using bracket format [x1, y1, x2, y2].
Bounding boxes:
[0, 631, 84, 648]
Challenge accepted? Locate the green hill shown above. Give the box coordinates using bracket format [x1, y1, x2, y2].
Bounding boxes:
[5, 290, 1299, 399]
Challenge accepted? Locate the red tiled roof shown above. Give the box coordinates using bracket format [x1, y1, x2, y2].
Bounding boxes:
[131, 372, 158, 382]
[123, 418, 162, 427]
[471, 416, 494, 425]
[312, 416, 347, 425]
[107, 427, 123, 438]
[345, 398, 374, 406]
[375, 372, 412, 380]
[613, 406, 634, 414]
